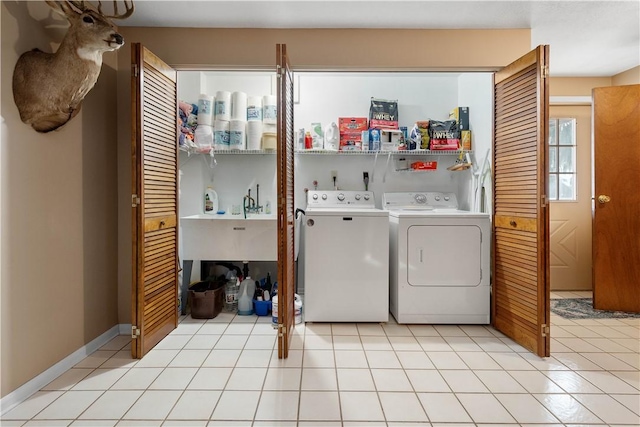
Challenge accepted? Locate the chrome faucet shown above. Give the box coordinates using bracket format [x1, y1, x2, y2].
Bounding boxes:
[243, 184, 263, 218]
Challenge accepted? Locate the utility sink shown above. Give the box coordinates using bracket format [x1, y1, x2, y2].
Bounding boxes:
[180, 214, 277, 261]
[182, 213, 277, 220]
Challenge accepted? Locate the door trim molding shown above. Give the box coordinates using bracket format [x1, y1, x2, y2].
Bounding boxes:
[550, 96, 592, 105]
[0, 325, 123, 416]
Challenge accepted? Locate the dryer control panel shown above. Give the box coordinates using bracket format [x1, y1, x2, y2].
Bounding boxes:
[382, 192, 459, 210]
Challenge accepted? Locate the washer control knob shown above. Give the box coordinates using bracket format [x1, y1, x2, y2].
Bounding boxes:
[444, 196, 450, 201]
[363, 194, 370, 201]
[435, 196, 441, 201]
[322, 194, 327, 200]
[337, 193, 345, 201]
[414, 193, 427, 204]
[312, 194, 318, 200]
[355, 194, 361, 200]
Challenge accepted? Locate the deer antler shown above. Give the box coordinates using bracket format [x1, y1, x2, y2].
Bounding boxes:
[98, 0, 134, 19]
[67, 1, 89, 12]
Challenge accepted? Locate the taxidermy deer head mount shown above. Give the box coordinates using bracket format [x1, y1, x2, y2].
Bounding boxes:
[12, 1, 134, 133]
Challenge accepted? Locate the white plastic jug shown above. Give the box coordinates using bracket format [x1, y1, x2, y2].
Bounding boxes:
[324, 122, 339, 151]
[237, 276, 255, 315]
[204, 187, 218, 214]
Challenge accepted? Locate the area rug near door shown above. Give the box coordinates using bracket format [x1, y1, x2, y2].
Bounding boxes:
[551, 298, 640, 319]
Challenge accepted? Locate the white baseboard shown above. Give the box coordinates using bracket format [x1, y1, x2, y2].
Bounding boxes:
[0, 324, 125, 415]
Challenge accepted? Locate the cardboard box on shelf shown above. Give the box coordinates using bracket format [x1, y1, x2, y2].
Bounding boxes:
[379, 129, 405, 151]
[449, 107, 469, 130]
[340, 132, 363, 151]
[339, 117, 368, 133]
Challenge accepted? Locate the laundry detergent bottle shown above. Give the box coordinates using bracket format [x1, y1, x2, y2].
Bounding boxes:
[204, 187, 218, 215]
[237, 276, 256, 315]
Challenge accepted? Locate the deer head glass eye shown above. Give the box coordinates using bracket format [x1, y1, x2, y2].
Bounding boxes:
[82, 15, 94, 23]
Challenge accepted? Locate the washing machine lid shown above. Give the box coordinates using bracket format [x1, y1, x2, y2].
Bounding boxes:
[306, 207, 389, 217]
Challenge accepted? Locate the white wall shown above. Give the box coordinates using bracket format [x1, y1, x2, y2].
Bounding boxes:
[178, 71, 276, 108]
[294, 72, 459, 131]
[457, 73, 494, 213]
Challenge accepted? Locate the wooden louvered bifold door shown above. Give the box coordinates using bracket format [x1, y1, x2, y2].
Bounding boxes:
[131, 44, 179, 358]
[493, 46, 550, 357]
[276, 44, 295, 358]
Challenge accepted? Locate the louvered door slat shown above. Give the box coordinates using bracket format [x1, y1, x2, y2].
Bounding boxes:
[495, 142, 538, 156]
[496, 104, 538, 123]
[493, 46, 550, 357]
[496, 67, 537, 93]
[144, 146, 175, 162]
[131, 44, 179, 359]
[495, 123, 539, 139]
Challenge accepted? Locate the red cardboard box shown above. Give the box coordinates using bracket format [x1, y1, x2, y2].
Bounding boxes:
[339, 117, 368, 133]
[339, 132, 362, 151]
[411, 161, 438, 170]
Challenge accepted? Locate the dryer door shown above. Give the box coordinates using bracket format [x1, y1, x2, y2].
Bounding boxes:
[407, 225, 482, 286]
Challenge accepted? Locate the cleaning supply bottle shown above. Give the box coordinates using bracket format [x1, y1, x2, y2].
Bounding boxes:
[237, 275, 256, 315]
[224, 271, 239, 312]
[324, 122, 339, 151]
[271, 294, 278, 326]
[271, 281, 278, 326]
[304, 131, 313, 149]
[204, 187, 218, 215]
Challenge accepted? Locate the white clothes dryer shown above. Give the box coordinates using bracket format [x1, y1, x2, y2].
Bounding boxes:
[383, 192, 491, 324]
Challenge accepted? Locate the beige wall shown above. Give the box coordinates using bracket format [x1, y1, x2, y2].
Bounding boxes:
[549, 77, 612, 97]
[612, 65, 640, 86]
[549, 66, 639, 97]
[115, 27, 532, 323]
[1, 1, 119, 397]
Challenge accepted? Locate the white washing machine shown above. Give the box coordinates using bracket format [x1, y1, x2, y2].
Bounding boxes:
[383, 192, 491, 324]
[304, 191, 389, 322]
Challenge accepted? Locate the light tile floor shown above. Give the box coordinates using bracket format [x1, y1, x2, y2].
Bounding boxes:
[2, 291, 639, 426]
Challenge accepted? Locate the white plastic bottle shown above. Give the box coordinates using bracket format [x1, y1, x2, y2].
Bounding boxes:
[237, 276, 255, 315]
[271, 294, 278, 326]
[204, 187, 218, 214]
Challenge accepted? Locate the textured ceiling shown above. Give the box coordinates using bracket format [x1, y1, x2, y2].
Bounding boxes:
[119, 0, 640, 77]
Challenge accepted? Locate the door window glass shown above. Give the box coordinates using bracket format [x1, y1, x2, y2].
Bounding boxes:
[548, 118, 577, 201]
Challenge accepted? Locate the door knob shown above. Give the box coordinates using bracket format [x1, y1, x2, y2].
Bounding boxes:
[597, 195, 611, 204]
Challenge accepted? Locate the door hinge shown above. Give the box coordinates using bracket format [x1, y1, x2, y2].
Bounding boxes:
[276, 64, 283, 77]
[541, 323, 550, 337]
[132, 64, 139, 77]
[132, 194, 141, 207]
[131, 325, 140, 339]
[541, 194, 547, 208]
[542, 65, 549, 79]
[277, 323, 286, 338]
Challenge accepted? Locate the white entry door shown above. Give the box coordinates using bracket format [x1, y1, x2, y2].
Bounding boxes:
[549, 105, 592, 291]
